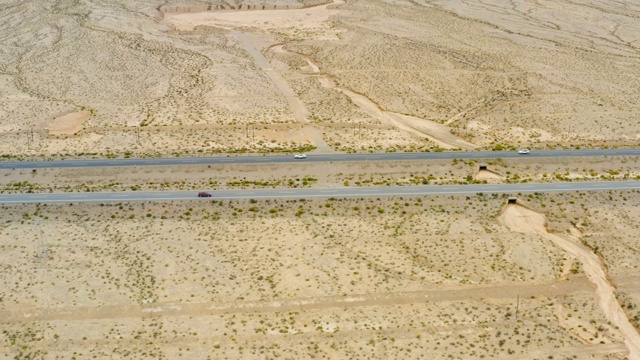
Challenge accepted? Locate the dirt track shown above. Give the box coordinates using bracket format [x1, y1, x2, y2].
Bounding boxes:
[232, 31, 310, 123]
[1, 276, 591, 323]
[232, 31, 333, 152]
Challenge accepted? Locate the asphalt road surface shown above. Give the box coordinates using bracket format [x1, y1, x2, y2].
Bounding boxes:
[1, 181, 638, 204]
[1, 149, 639, 169]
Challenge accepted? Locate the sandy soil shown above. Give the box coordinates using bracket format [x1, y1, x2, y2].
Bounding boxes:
[48, 111, 91, 136]
[230, 31, 333, 152]
[502, 204, 640, 359]
[1, 0, 638, 158]
[299, 53, 473, 149]
[475, 169, 504, 182]
[2, 2, 640, 358]
[3, 191, 639, 358]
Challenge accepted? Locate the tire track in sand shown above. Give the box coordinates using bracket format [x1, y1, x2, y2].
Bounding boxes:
[0, 277, 591, 323]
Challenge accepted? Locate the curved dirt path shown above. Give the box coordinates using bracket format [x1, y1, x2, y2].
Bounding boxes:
[232, 31, 310, 123]
[501, 204, 640, 360]
[231, 31, 334, 153]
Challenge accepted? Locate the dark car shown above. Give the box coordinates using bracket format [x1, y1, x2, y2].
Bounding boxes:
[198, 192, 212, 197]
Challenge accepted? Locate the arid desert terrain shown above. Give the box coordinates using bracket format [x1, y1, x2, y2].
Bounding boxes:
[0, 0, 639, 158]
[2, 0, 640, 359]
[2, 191, 640, 359]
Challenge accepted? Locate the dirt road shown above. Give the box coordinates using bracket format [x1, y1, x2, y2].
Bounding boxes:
[232, 31, 333, 152]
[1, 277, 591, 323]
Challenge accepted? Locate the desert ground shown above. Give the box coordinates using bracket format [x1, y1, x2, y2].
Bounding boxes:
[2, 0, 640, 359]
[1, 190, 640, 358]
[0, 0, 639, 158]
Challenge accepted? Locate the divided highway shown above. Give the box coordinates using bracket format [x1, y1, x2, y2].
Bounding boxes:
[0, 149, 639, 169]
[1, 181, 639, 204]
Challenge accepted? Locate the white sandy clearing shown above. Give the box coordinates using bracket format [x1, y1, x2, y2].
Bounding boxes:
[386, 112, 477, 150]
[164, 1, 343, 31]
[475, 169, 503, 181]
[48, 111, 90, 136]
[501, 204, 640, 360]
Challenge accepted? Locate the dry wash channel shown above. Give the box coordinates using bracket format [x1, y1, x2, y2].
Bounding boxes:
[501, 204, 640, 359]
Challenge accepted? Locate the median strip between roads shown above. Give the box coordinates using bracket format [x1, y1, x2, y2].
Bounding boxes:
[0, 149, 639, 169]
[0, 181, 638, 204]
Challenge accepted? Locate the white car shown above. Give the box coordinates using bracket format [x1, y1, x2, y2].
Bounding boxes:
[294, 154, 307, 159]
[518, 149, 530, 154]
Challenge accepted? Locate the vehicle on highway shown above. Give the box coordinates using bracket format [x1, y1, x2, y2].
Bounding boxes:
[197, 192, 212, 197]
[294, 154, 307, 159]
[518, 149, 530, 154]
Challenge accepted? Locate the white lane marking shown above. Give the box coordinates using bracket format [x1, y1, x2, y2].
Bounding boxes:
[111, 194, 129, 197]
[70, 195, 89, 198]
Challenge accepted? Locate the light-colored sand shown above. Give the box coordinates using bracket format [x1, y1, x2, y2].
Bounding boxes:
[475, 169, 503, 182]
[3, 1, 640, 358]
[1, 0, 639, 157]
[0, 278, 593, 323]
[4, 193, 635, 358]
[48, 111, 90, 136]
[231, 31, 309, 122]
[502, 204, 640, 359]
[298, 53, 473, 149]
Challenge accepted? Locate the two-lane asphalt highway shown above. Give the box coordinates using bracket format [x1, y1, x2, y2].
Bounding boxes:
[0, 149, 639, 169]
[1, 181, 638, 204]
